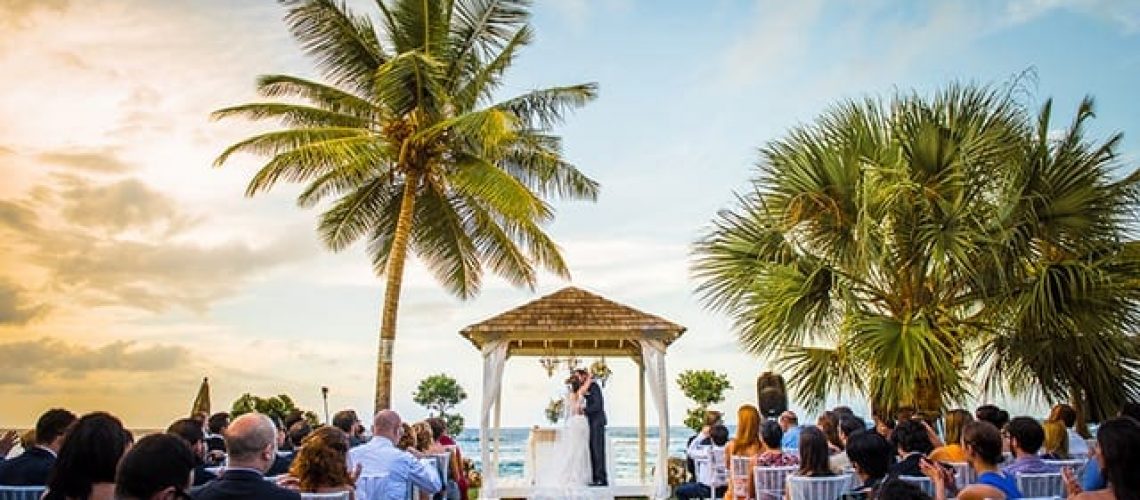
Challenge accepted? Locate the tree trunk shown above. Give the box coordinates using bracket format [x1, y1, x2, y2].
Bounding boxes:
[374, 174, 420, 414]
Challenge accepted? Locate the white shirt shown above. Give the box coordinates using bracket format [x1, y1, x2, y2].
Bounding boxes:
[1067, 428, 1089, 456]
[348, 436, 440, 499]
[686, 431, 726, 487]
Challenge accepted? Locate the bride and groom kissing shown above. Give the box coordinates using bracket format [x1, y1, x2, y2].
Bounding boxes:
[552, 368, 608, 488]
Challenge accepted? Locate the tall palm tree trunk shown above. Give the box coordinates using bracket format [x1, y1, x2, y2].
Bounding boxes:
[375, 174, 419, 413]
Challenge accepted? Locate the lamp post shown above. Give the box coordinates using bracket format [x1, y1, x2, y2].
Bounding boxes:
[321, 386, 330, 424]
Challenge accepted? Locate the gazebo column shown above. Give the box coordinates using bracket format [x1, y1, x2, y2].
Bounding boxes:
[638, 361, 647, 482]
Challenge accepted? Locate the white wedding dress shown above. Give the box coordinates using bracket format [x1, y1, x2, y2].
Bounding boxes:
[532, 392, 595, 499]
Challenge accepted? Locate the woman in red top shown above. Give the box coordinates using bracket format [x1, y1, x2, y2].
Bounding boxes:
[427, 417, 468, 500]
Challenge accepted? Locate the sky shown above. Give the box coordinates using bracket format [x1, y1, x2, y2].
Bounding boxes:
[1, 0, 1139, 430]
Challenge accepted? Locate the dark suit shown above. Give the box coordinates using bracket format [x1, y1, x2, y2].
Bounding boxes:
[266, 452, 294, 477]
[0, 446, 55, 486]
[191, 469, 301, 500]
[584, 380, 607, 485]
[890, 453, 924, 477]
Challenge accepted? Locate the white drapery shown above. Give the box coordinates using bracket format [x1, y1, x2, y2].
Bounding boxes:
[478, 339, 508, 498]
[639, 339, 670, 500]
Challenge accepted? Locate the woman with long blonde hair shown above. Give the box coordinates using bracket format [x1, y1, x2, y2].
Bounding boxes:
[724, 405, 764, 499]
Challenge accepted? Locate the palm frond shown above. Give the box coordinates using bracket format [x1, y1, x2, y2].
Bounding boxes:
[280, 0, 388, 93]
[495, 84, 599, 130]
[212, 102, 370, 128]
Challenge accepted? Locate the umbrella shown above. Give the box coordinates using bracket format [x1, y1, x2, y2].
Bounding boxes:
[190, 377, 210, 417]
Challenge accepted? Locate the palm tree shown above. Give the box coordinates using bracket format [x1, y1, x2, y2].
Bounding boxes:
[213, 0, 599, 412]
[693, 83, 1140, 418]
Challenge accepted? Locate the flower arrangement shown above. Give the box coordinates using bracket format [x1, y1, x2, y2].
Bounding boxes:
[544, 398, 564, 424]
[590, 358, 612, 387]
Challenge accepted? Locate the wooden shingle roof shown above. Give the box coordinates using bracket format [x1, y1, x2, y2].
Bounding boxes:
[460, 286, 686, 357]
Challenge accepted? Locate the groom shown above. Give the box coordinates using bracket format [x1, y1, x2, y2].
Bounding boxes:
[575, 368, 607, 486]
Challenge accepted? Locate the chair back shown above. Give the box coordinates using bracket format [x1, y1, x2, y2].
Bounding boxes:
[899, 476, 935, 496]
[729, 455, 753, 499]
[752, 466, 796, 500]
[430, 452, 451, 499]
[785, 474, 853, 500]
[355, 474, 391, 500]
[703, 447, 729, 491]
[301, 492, 351, 500]
[1044, 458, 1086, 477]
[945, 462, 974, 491]
[0, 486, 46, 500]
[1017, 472, 1064, 498]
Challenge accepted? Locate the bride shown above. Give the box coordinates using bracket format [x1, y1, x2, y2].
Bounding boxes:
[534, 372, 593, 491]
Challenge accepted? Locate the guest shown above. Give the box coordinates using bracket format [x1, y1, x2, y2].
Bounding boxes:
[347, 410, 441, 497]
[685, 411, 723, 482]
[0, 429, 17, 461]
[332, 410, 367, 448]
[794, 427, 835, 477]
[43, 412, 134, 500]
[840, 431, 893, 499]
[755, 420, 798, 467]
[833, 406, 855, 420]
[817, 411, 843, 452]
[1080, 402, 1140, 492]
[876, 477, 933, 500]
[1063, 417, 1140, 500]
[191, 413, 301, 500]
[0, 408, 76, 485]
[873, 414, 895, 439]
[166, 418, 218, 486]
[929, 409, 972, 462]
[778, 410, 800, 450]
[204, 413, 229, 454]
[412, 421, 434, 454]
[1002, 416, 1055, 476]
[1041, 419, 1069, 460]
[890, 419, 934, 476]
[396, 423, 417, 452]
[286, 420, 312, 451]
[975, 405, 1010, 431]
[1047, 403, 1089, 457]
[426, 417, 466, 500]
[287, 426, 360, 499]
[115, 434, 195, 500]
[675, 424, 729, 500]
[951, 421, 1021, 500]
[722, 405, 764, 499]
[829, 415, 865, 472]
[266, 416, 294, 477]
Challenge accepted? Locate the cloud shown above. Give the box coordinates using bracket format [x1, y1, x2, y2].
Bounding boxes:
[38, 149, 133, 174]
[0, 279, 47, 325]
[0, 337, 190, 385]
[1006, 0, 1140, 32]
[58, 177, 192, 233]
[0, 0, 71, 30]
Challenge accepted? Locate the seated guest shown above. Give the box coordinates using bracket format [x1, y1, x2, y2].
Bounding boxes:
[1047, 403, 1089, 457]
[286, 421, 312, 451]
[890, 419, 934, 476]
[755, 420, 798, 467]
[684, 411, 722, 482]
[0, 408, 76, 485]
[778, 410, 801, 449]
[829, 415, 865, 472]
[204, 413, 229, 454]
[1002, 417, 1056, 476]
[841, 431, 893, 499]
[425, 418, 465, 500]
[875, 477, 933, 500]
[794, 427, 835, 477]
[266, 416, 294, 477]
[396, 423, 418, 453]
[332, 410, 367, 448]
[930, 409, 972, 462]
[191, 412, 301, 500]
[723, 405, 764, 499]
[817, 411, 843, 452]
[955, 421, 1021, 500]
[873, 414, 895, 439]
[975, 405, 1010, 431]
[44, 412, 134, 500]
[287, 426, 359, 499]
[1064, 417, 1140, 500]
[1041, 419, 1069, 460]
[1080, 402, 1140, 492]
[166, 418, 217, 486]
[347, 410, 441, 497]
[674, 424, 729, 500]
[116, 434, 195, 500]
[411, 421, 434, 455]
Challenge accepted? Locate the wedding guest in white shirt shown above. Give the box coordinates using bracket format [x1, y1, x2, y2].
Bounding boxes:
[349, 410, 441, 499]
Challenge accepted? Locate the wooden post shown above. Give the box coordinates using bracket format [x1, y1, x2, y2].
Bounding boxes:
[639, 361, 647, 483]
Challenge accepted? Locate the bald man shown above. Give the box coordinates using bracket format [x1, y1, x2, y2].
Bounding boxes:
[349, 410, 441, 498]
[191, 413, 301, 500]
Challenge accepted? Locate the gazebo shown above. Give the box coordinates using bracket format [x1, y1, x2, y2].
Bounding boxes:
[460, 286, 686, 499]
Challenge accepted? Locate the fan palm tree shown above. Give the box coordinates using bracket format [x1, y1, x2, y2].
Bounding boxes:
[213, 0, 599, 412]
[693, 83, 1140, 418]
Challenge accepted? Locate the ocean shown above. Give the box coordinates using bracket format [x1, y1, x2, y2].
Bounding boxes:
[452, 426, 693, 479]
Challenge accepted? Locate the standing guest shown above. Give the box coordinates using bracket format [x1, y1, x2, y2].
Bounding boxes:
[1002, 417, 1056, 476]
[674, 424, 729, 500]
[43, 412, 134, 500]
[166, 418, 218, 486]
[795, 427, 836, 477]
[778, 410, 801, 450]
[426, 417, 467, 500]
[347, 410, 441, 498]
[191, 413, 301, 500]
[1063, 417, 1140, 500]
[723, 405, 764, 499]
[830, 415, 865, 472]
[952, 421, 1021, 500]
[204, 413, 229, 454]
[817, 411, 843, 453]
[115, 434, 195, 500]
[0, 408, 76, 486]
[841, 431, 894, 499]
[286, 426, 360, 499]
[755, 420, 798, 467]
[1041, 420, 1069, 460]
[332, 410, 367, 448]
[890, 419, 934, 476]
[930, 409, 972, 462]
[1047, 403, 1089, 457]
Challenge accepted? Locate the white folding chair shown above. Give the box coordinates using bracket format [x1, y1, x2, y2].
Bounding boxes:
[899, 476, 935, 496]
[708, 448, 728, 500]
[0, 486, 46, 500]
[301, 492, 351, 500]
[944, 461, 974, 491]
[1017, 472, 1064, 498]
[752, 465, 796, 500]
[785, 474, 853, 500]
[1044, 458, 1086, 477]
[355, 474, 389, 500]
[729, 455, 753, 499]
